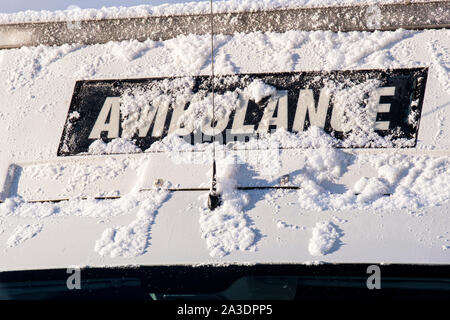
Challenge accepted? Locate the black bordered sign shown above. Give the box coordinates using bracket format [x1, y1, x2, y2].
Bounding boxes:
[58, 68, 428, 156]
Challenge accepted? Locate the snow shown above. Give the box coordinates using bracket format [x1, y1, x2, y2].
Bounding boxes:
[6, 223, 43, 247]
[327, 79, 413, 148]
[276, 220, 303, 230]
[244, 79, 277, 103]
[308, 221, 341, 256]
[377, 164, 401, 185]
[95, 187, 170, 258]
[21, 124, 450, 214]
[2, 28, 445, 102]
[88, 138, 142, 155]
[0, 0, 433, 24]
[198, 156, 257, 257]
[110, 39, 157, 62]
[18, 157, 143, 198]
[428, 39, 450, 95]
[353, 177, 389, 203]
[5, 44, 81, 92]
[113, 72, 417, 154]
[0, 5, 449, 268]
[286, 149, 450, 212]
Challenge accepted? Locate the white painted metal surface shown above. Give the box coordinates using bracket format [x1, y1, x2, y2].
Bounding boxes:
[0, 15, 449, 271]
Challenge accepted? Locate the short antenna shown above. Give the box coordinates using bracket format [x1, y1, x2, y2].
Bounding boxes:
[207, 0, 221, 211]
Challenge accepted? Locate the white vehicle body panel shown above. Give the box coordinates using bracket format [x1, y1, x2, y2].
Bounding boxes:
[0, 24, 449, 271]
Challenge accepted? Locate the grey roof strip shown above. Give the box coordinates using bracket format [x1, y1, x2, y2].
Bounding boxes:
[0, 1, 448, 49]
